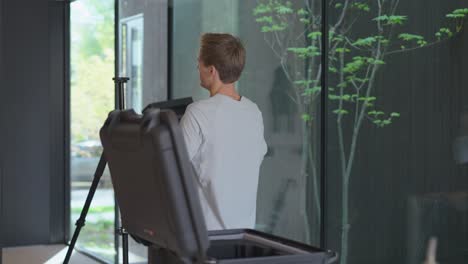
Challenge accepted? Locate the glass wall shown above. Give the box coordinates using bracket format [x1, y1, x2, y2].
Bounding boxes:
[118, 0, 167, 113]
[171, 0, 468, 263]
[171, 0, 322, 245]
[79, 0, 468, 263]
[116, 0, 169, 262]
[70, 0, 116, 262]
[325, 1, 468, 264]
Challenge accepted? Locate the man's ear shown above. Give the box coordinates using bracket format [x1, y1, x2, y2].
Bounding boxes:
[209, 65, 216, 75]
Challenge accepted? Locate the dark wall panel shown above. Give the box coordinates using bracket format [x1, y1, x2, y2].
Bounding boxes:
[48, 1, 67, 244]
[0, 0, 67, 246]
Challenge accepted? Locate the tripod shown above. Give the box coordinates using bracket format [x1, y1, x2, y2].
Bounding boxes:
[64, 77, 130, 264]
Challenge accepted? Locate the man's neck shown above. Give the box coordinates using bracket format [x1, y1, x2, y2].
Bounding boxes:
[209, 83, 241, 101]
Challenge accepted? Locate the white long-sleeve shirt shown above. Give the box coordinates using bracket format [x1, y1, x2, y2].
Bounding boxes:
[180, 93, 267, 230]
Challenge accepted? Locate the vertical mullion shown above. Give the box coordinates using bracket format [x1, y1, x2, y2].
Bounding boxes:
[168, 0, 173, 100]
[114, 1, 120, 263]
[320, 0, 328, 249]
[64, 0, 71, 244]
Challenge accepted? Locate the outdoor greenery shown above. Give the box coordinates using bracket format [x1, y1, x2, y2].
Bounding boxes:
[71, 205, 115, 214]
[71, 206, 115, 261]
[253, 1, 468, 263]
[70, 0, 115, 261]
[71, 0, 114, 145]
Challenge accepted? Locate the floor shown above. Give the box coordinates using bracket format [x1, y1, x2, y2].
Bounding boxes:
[2, 245, 99, 264]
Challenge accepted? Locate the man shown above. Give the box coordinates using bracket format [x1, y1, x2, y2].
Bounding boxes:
[180, 33, 267, 230]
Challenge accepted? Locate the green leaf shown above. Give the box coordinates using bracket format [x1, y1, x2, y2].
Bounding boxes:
[351, 3, 370, 12]
[436, 27, 453, 39]
[253, 4, 273, 16]
[331, 33, 345, 43]
[373, 15, 389, 22]
[261, 23, 288, 32]
[368, 110, 384, 116]
[417, 39, 427, 47]
[398, 33, 424, 41]
[343, 57, 365, 73]
[301, 114, 312, 121]
[375, 60, 386, 65]
[300, 18, 310, 24]
[308, 31, 322, 40]
[390, 112, 400, 117]
[297, 8, 308, 16]
[353, 37, 377, 46]
[294, 80, 314, 86]
[353, 77, 370, 83]
[367, 58, 386, 65]
[335, 3, 343, 9]
[373, 15, 407, 25]
[333, 109, 349, 115]
[287, 46, 320, 58]
[382, 119, 392, 125]
[302, 86, 322, 96]
[275, 4, 294, 14]
[453, 8, 468, 15]
[337, 82, 347, 88]
[336, 47, 351, 53]
[255, 16, 273, 24]
[358, 96, 377, 102]
[388, 15, 407, 24]
[447, 13, 466, 19]
[328, 94, 353, 101]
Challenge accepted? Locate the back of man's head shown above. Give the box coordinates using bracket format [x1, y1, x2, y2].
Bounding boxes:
[199, 33, 246, 84]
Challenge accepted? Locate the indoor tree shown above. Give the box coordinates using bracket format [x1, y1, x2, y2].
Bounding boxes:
[253, 1, 468, 263]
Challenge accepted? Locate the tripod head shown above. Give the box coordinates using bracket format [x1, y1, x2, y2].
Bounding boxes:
[113, 77, 129, 110]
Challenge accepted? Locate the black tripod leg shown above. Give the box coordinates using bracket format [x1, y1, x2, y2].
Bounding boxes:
[122, 229, 129, 264]
[117, 227, 129, 264]
[64, 153, 107, 264]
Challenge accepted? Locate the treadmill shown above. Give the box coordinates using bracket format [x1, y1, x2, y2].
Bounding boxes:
[100, 108, 337, 264]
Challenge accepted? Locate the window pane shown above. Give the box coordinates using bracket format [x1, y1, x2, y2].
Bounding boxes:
[326, 1, 468, 263]
[117, 0, 168, 261]
[70, 0, 116, 262]
[121, 14, 144, 112]
[119, 0, 167, 115]
[171, 0, 322, 245]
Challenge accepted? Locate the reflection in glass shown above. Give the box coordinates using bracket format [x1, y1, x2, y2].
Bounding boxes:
[120, 14, 144, 113]
[117, 0, 167, 261]
[171, 0, 322, 245]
